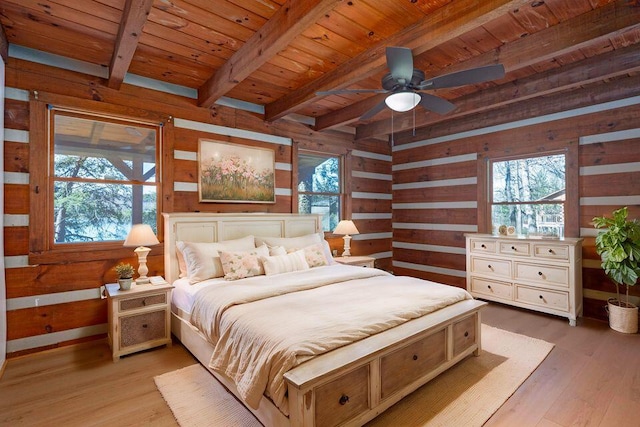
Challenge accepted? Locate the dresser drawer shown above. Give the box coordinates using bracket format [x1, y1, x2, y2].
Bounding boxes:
[469, 239, 496, 254]
[499, 241, 530, 257]
[452, 314, 477, 357]
[315, 365, 369, 427]
[380, 328, 447, 399]
[471, 257, 511, 278]
[470, 277, 513, 300]
[515, 263, 569, 287]
[515, 285, 569, 312]
[119, 293, 167, 311]
[533, 243, 569, 261]
[119, 310, 167, 348]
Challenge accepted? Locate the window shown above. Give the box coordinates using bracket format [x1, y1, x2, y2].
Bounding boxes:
[50, 109, 160, 245]
[297, 152, 342, 231]
[490, 153, 565, 237]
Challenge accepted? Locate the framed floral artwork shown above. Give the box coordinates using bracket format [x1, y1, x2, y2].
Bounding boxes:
[198, 139, 275, 203]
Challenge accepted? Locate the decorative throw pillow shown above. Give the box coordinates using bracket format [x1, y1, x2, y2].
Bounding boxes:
[288, 242, 328, 268]
[255, 232, 335, 264]
[219, 245, 270, 280]
[268, 245, 287, 256]
[261, 249, 310, 276]
[176, 235, 256, 283]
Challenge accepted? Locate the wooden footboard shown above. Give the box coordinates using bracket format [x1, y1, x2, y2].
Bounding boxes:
[172, 299, 486, 427]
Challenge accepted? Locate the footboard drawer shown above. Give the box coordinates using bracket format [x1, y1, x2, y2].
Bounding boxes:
[452, 314, 477, 357]
[379, 328, 447, 399]
[314, 365, 369, 427]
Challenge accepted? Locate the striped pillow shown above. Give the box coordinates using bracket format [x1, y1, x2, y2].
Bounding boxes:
[261, 249, 310, 276]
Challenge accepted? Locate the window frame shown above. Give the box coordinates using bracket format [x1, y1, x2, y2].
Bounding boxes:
[478, 144, 579, 238]
[29, 94, 167, 264]
[295, 148, 347, 232]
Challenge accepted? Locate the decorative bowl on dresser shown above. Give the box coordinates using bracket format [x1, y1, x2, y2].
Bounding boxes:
[106, 281, 173, 361]
[465, 233, 583, 326]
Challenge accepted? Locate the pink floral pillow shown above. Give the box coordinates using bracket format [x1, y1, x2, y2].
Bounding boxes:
[288, 242, 328, 268]
[219, 245, 269, 280]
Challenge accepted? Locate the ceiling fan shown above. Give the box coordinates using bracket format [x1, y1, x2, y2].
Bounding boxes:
[316, 47, 505, 120]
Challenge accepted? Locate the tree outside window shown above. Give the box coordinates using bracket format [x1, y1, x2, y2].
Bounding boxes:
[297, 152, 342, 231]
[51, 111, 160, 244]
[491, 153, 566, 237]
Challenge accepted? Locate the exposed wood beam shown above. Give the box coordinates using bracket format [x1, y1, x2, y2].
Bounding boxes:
[107, 0, 154, 90]
[0, 22, 8, 62]
[198, 0, 342, 108]
[326, 0, 640, 133]
[264, 0, 528, 122]
[354, 0, 640, 139]
[393, 73, 640, 147]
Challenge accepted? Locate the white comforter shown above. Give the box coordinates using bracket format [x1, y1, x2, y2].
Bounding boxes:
[190, 264, 472, 414]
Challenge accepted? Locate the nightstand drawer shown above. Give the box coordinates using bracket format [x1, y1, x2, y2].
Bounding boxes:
[119, 293, 167, 311]
[119, 310, 167, 348]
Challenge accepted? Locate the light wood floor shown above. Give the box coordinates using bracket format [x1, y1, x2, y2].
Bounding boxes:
[0, 303, 638, 426]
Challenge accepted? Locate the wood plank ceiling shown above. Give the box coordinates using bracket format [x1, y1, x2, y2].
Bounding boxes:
[1, 0, 639, 140]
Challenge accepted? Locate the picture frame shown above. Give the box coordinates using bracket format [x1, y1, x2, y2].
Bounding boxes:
[198, 139, 276, 203]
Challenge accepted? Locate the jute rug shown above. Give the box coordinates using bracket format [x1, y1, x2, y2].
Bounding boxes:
[155, 325, 553, 426]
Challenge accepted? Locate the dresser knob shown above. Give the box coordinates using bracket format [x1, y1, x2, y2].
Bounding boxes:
[481, 244, 486, 248]
[538, 271, 543, 276]
[464, 331, 469, 337]
[487, 264, 492, 269]
[511, 246, 516, 250]
[539, 295, 544, 300]
[339, 394, 349, 405]
[142, 324, 148, 328]
[487, 285, 492, 290]
[548, 249, 554, 254]
[413, 354, 418, 361]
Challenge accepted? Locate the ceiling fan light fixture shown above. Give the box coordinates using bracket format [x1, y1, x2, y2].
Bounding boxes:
[385, 91, 420, 112]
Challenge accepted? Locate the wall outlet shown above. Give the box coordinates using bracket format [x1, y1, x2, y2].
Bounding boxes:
[100, 285, 107, 299]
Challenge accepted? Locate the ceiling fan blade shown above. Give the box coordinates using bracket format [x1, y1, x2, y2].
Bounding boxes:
[418, 64, 505, 90]
[360, 100, 388, 120]
[316, 89, 388, 96]
[419, 93, 456, 115]
[386, 47, 414, 83]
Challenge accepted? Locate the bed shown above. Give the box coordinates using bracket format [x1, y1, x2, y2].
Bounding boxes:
[164, 212, 486, 427]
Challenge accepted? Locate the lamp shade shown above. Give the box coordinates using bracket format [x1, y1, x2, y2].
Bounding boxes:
[385, 91, 420, 112]
[333, 220, 360, 236]
[123, 224, 159, 247]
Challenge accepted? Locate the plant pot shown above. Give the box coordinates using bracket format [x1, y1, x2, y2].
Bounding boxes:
[606, 298, 639, 334]
[118, 278, 133, 291]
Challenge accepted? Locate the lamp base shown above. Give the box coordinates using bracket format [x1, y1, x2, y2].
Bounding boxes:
[134, 246, 151, 284]
[342, 235, 352, 257]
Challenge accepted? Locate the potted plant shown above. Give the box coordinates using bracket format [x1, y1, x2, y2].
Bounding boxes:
[593, 207, 640, 333]
[114, 263, 135, 291]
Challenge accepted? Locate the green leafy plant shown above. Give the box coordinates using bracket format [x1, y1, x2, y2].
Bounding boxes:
[114, 263, 135, 279]
[593, 207, 640, 307]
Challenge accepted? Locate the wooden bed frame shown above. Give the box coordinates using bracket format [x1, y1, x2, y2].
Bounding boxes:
[163, 212, 486, 427]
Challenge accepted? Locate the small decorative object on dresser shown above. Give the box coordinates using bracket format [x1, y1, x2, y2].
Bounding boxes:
[465, 233, 583, 326]
[334, 255, 375, 268]
[113, 263, 135, 291]
[106, 281, 173, 362]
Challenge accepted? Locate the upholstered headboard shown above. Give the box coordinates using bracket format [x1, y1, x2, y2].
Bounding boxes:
[162, 212, 323, 283]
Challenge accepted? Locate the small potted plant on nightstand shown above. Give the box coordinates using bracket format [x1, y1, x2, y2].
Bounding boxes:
[593, 207, 640, 333]
[114, 263, 135, 291]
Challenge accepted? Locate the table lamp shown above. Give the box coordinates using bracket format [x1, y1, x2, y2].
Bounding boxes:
[333, 220, 360, 257]
[123, 224, 159, 284]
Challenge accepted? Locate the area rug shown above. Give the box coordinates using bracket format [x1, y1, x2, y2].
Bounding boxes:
[154, 325, 553, 426]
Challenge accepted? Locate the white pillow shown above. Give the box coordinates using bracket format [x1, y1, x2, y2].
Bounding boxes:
[268, 245, 287, 256]
[256, 232, 335, 264]
[219, 245, 269, 280]
[287, 242, 328, 268]
[177, 235, 256, 283]
[261, 249, 310, 276]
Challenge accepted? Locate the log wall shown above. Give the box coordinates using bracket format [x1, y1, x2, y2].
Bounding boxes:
[2, 58, 392, 356]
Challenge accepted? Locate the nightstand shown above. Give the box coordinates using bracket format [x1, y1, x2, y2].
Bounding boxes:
[105, 281, 173, 362]
[334, 255, 375, 268]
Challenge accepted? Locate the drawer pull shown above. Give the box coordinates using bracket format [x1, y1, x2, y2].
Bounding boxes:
[487, 285, 492, 290]
[412, 354, 418, 361]
[511, 246, 516, 251]
[487, 264, 492, 269]
[481, 244, 486, 248]
[548, 249, 554, 254]
[464, 331, 469, 337]
[142, 299, 147, 306]
[142, 324, 148, 328]
[539, 295, 544, 300]
[339, 394, 349, 405]
[538, 271, 543, 276]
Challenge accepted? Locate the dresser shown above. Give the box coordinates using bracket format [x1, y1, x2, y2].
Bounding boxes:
[106, 281, 173, 361]
[465, 234, 583, 326]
